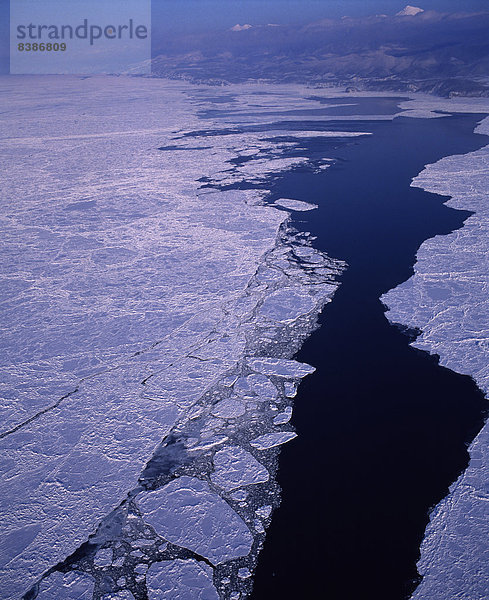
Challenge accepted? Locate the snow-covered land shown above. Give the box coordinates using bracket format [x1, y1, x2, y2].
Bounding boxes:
[0, 77, 351, 600]
[383, 113, 489, 599]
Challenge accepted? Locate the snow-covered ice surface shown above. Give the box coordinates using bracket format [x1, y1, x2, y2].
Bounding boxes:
[0, 77, 348, 600]
[382, 109, 489, 599]
[36, 571, 95, 600]
[137, 477, 253, 564]
[146, 560, 218, 600]
[6, 76, 487, 600]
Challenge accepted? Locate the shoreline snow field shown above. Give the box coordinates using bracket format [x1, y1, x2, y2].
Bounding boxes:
[383, 115, 489, 599]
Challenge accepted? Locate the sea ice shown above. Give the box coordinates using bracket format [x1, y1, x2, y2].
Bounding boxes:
[101, 592, 135, 600]
[238, 568, 252, 579]
[258, 288, 317, 324]
[136, 477, 253, 564]
[211, 397, 246, 419]
[0, 77, 348, 599]
[94, 547, 113, 567]
[231, 490, 248, 501]
[0, 76, 293, 597]
[255, 505, 273, 519]
[274, 198, 318, 211]
[36, 571, 94, 600]
[250, 432, 298, 450]
[236, 374, 278, 402]
[211, 445, 269, 491]
[283, 382, 298, 397]
[246, 357, 315, 378]
[273, 407, 293, 425]
[146, 559, 219, 600]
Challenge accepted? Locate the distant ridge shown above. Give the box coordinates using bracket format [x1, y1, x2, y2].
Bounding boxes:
[151, 9, 489, 98]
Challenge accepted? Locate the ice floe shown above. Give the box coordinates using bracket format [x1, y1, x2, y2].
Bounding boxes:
[273, 407, 293, 425]
[250, 432, 298, 450]
[136, 477, 253, 564]
[246, 357, 316, 378]
[101, 592, 135, 600]
[258, 288, 317, 323]
[211, 445, 270, 491]
[255, 505, 273, 520]
[146, 559, 219, 600]
[211, 397, 247, 419]
[274, 198, 318, 211]
[94, 547, 113, 568]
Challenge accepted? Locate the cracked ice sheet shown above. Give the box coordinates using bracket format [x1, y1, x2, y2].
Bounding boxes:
[0, 76, 289, 599]
[382, 113, 489, 600]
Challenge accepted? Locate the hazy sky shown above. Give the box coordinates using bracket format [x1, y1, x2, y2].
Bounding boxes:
[1, 0, 488, 73]
[152, 0, 489, 33]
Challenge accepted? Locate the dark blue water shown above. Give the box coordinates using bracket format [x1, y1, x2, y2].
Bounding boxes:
[234, 111, 488, 600]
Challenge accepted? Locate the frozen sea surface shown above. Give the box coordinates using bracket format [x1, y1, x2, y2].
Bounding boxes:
[383, 113, 489, 599]
[7, 78, 486, 600]
[0, 77, 347, 599]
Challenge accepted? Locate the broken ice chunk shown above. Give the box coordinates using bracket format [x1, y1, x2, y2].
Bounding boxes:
[245, 374, 278, 401]
[255, 505, 272, 519]
[94, 547, 113, 567]
[101, 591, 135, 600]
[211, 397, 246, 419]
[136, 477, 253, 564]
[273, 407, 293, 425]
[246, 357, 315, 378]
[274, 198, 318, 211]
[250, 432, 298, 450]
[146, 559, 219, 600]
[254, 519, 265, 533]
[259, 288, 316, 324]
[233, 374, 272, 400]
[112, 557, 125, 567]
[230, 489, 248, 501]
[284, 381, 298, 398]
[37, 571, 94, 600]
[188, 435, 229, 452]
[211, 446, 269, 491]
[238, 567, 252, 579]
[135, 563, 148, 574]
[132, 538, 154, 547]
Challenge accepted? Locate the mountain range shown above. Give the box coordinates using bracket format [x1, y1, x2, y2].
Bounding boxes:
[151, 7, 489, 97]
